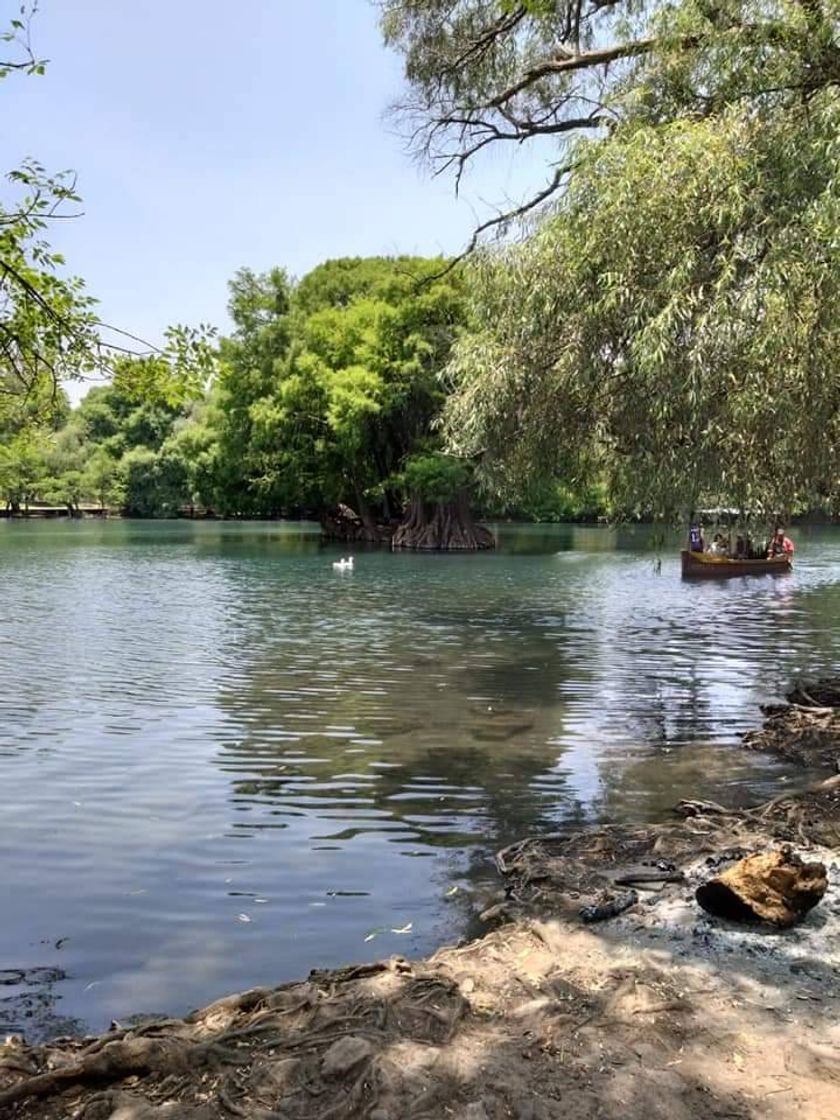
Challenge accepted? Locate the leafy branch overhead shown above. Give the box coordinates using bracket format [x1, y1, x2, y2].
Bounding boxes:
[379, 0, 840, 518]
[0, 5, 216, 436]
[381, 0, 840, 248]
[0, 2, 45, 78]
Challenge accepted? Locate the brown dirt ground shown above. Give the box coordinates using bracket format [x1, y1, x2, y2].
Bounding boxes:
[3, 688, 840, 1120]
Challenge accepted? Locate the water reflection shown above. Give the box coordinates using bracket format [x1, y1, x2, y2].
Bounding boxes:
[0, 520, 839, 1038]
[213, 572, 592, 855]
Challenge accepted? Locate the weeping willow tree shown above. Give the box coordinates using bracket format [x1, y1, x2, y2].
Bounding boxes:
[444, 95, 840, 518]
[382, 0, 840, 519]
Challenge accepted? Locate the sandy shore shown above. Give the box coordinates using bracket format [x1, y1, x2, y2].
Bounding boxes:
[2, 684, 839, 1120]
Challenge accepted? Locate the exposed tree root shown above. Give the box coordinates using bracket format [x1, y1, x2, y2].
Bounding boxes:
[0, 1035, 242, 1109]
[491, 770, 840, 923]
[744, 676, 840, 771]
[0, 961, 468, 1119]
[391, 493, 494, 551]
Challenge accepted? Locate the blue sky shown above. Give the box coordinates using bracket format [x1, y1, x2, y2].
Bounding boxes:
[5, 0, 548, 397]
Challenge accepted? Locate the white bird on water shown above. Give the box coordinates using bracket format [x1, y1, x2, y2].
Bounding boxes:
[332, 556, 354, 571]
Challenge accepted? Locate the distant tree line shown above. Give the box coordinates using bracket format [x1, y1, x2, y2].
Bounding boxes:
[0, 256, 605, 528]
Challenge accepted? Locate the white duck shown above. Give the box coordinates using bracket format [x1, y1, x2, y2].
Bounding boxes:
[332, 556, 354, 571]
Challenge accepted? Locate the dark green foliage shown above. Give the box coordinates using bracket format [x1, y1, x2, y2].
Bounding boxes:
[1, 252, 602, 523]
[397, 453, 469, 504]
[209, 256, 469, 520]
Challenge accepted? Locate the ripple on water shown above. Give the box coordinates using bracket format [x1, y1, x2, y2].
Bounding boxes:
[0, 520, 838, 1037]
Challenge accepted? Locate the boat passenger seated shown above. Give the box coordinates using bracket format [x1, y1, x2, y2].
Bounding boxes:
[688, 524, 704, 553]
[708, 533, 727, 556]
[767, 527, 794, 558]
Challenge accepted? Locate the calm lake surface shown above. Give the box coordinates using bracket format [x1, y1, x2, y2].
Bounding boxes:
[2, 520, 839, 1038]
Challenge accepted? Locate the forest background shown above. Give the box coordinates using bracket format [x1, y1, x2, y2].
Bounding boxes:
[2, 0, 839, 534]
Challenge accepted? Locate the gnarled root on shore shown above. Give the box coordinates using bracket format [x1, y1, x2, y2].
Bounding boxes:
[0, 962, 467, 1120]
[391, 494, 494, 551]
[491, 774, 840, 924]
[744, 676, 840, 771]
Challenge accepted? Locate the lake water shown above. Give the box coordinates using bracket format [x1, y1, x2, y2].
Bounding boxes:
[2, 519, 839, 1039]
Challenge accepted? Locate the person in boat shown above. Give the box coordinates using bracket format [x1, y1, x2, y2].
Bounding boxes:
[708, 533, 727, 555]
[767, 527, 794, 558]
[688, 524, 704, 553]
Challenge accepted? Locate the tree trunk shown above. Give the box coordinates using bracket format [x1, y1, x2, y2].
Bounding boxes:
[391, 491, 495, 551]
[320, 503, 391, 545]
[356, 492, 382, 542]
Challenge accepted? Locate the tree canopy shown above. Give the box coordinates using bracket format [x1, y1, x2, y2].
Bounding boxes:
[210, 256, 469, 525]
[1, 256, 517, 532]
[381, 0, 840, 518]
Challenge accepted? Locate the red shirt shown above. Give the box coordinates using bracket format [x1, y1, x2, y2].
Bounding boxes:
[770, 535, 794, 556]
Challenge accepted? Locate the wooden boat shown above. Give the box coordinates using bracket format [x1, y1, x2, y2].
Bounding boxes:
[681, 549, 792, 579]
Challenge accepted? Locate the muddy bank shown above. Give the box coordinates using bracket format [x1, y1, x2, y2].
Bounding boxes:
[743, 677, 840, 773]
[3, 685, 840, 1120]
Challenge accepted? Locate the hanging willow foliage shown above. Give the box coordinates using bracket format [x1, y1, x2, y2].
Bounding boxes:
[383, 0, 840, 517]
[434, 48, 839, 514]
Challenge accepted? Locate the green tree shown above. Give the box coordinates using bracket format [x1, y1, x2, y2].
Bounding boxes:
[292, 258, 466, 522]
[444, 93, 840, 517]
[0, 431, 45, 511]
[208, 257, 476, 542]
[120, 446, 188, 518]
[158, 406, 220, 512]
[83, 447, 126, 510]
[40, 468, 85, 515]
[32, 370, 207, 517]
[384, 0, 840, 517]
[211, 268, 294, 514]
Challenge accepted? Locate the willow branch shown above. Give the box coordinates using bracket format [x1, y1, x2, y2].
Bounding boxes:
[432, 161, 575, 282]
[487, 37, 662, 108]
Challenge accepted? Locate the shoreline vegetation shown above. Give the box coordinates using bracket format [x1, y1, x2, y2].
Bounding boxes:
[3, 683, 840, 1119]
[3, 507, 840, 526]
